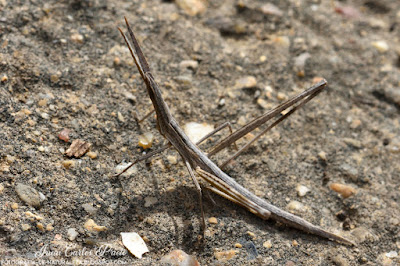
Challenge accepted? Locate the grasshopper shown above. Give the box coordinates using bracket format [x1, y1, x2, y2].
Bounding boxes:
[116, 18, 354, 246]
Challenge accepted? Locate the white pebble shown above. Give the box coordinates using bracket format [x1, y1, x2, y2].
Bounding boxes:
[144, 196, 158, 207]
[234, 76, 257, 90]
[261, 3, 283, 16]
[179, 60, 198, 70]
[71, 33, 84, 44]
[117, 112, 125, 122]
[167, 155, 178, 165]
[287, 200, 304, 211]
[67, 228, 79, 241]
[115, 162, 137, 177]
[385, 251, 398, 258]
[184, 122, 214, 144]
[273, 36, 290, 47]
[294, 52, 311, 68]
[318, 151, 327, 161]
[371, 41, 389, 53]
[296, 185, 310, 197]
[121, 232, 149, 259]
[138, 132, 154, 149]
[39, 192, 46, 202]
[41, 112, 50, 119]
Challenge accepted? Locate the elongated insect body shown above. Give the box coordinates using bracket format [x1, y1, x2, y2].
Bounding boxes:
[117, 17, 354, 246]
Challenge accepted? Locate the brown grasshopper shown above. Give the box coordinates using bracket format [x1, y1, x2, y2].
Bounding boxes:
[116, 18, 354, 246]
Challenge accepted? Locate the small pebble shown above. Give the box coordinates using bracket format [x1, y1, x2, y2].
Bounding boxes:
[294, 52, 310, 68]
[179, 60, 198, 70]
[385, 251, 398, 258]
[332, 254, 348, 266]
[287, 201, 304, 212]
[138, 132, 154, 149]
[41, 112, 49, 119]
[247, 231, 256, 239]
[208, 217, 218, 224]
[113, 57, 121, 66]
[115, 162, 137, 176]
[46, 224, 54, 231]
[350, 119, 362, 129]
[37, 222, 44, 231]
[329, 183, 356, 198]
[175, 75, 192, 88]
[372, 41, 389, 53]
[38, 98, 47, 107]
[340, 163, 359, 180]
[25, 211, 43, 221]
[273, 36, 290, 47]
[123, 91, 136, 103]
[343, 138, 362, 149]
[263, 240, 272, 248]
[184, 122, 214, 144]
[71, 33, 84, 44]
[82, 203, 97, 215]
[257, 98, 273, 109]
[121, 232, 149, 259]
[50, 73, 60, 83]
[65, 139, 91, 158]
[84, 219, 107, 232]
[296, 185, 310, 197]
[145, 217, 155, 225]
[313, 77, 325, 83]
[144, 196, 158, 207]
[19, 108, 32, 116]
[318, 151, 327, 161]
[277, 92, 287, 101]
[388, 144, 400, 154]
[117, 112, 125, 122]
[87, 151, 97, 159]
[286, 261, 295, 266]
[237, 116, 247, 126]
[214, 249, 238, 262]
[160, 249, 200, 266]
[0, 183, 4, 193]
[21, 223, 31, 231]
[234, 76, 257, 89]
[11, 202, 18, 209]
[15, 183, 41, 208]
[218, 98, 225, 107]
[297, 70, 305, 77]
[292, 240, 299, 247]
[1, 74, 8, 82]
[167, 155, 178, 165]
[261, 3, 283, 16]
[62, 160, 75, 169]
[58, 128, 71, 142]
[335, 5, 361, 19]
[175, 0, 207, 16]
[378, 254, 393, 265]
[68, 228, 79, 241]
[26, 119, 36, 126]
[39, 192, 46, 202]
[6, 155, 16, 164]
[234, 243, 242, 248]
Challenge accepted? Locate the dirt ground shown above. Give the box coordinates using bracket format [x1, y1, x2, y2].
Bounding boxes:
[1, 0, 400, 265]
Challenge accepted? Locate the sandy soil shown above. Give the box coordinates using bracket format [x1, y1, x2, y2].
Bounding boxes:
[1, 0, 399, 265]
